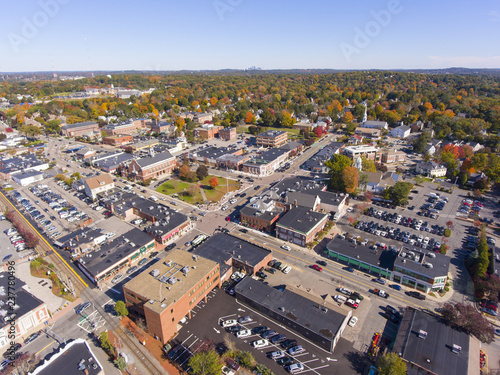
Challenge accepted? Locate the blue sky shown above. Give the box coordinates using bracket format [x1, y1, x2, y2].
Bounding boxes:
[1, 0, 499, 72]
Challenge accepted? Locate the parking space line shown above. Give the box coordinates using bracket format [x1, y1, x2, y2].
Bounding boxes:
[181, 334, 193, 345]
[219, 313, 237, 320]
[101, 298, 112, 308]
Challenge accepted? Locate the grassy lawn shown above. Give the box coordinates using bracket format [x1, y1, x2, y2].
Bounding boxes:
[414, 176, 434, 184]
[156, 176, 241, 204]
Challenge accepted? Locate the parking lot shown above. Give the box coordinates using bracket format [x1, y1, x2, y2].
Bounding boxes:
[171, 288, 366, 374]
[0, 218, 34, 264]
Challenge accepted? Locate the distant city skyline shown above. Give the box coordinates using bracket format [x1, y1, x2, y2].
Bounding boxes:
[1, 0, 499, 72]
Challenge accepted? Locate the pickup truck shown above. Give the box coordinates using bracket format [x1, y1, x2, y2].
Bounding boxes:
[372, 289, 389, 299]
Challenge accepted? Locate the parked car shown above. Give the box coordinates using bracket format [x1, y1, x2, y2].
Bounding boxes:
[251, 339, 269, 348]
[407, 291, 426, 300]
[348, 316, 358, 327]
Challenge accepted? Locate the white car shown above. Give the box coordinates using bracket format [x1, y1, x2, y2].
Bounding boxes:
[348, 316, 358, 327]
[236, 329, 251, 338]
[222, 319, 238, 328]
[339, 287, 352, 296]
[251, 339, 269, 348]
[94, 206, 104, 211]
[106, 232, 116, 239]
[281, 245, 291, 251]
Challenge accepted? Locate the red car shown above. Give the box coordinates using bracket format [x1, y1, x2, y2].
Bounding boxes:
[312, 264, 322, 272]
[226, 216, 231, 221]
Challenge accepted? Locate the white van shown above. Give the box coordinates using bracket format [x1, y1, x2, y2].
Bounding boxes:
[335, 295, 347, 303]
[150, 196, 158, 202]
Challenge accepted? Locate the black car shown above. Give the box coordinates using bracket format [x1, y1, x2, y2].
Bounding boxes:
[239, 228, 248, 233]
[165, 243, 176, 251]
[276, 356, 294, 366]
[256, 271, 267, 279]
[226, 325, 242, 333]
[407, 291, 426, 300]
[281, 339, 297, 349]
[317, 260, 327, 267]
[24, 331, 41, 345]
[251, 326, 268, 335]
[271, 334, 287, 344]
[351, 292, 364, 301]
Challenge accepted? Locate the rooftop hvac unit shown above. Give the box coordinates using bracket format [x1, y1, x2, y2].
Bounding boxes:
[165, 261, 172, 266]
[426, 263, 433, 268]
[168, 277, 177, 285]
[150, 269, 160, 277]
[182, 266, 190, 274]
[428, 252, 436, 258]
[452, 344, 462, 354]
[418, 330, 427, 339]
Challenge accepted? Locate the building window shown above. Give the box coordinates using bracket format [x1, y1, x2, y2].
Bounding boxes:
[171, 309, 174, 314]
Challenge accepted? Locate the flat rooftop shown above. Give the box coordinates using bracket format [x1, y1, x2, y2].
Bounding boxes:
[276, 206, 327, 234]
[31, 339, 103, 375]
[394, 248, 450, 278]
[235, 278, 348, 342]
[79, 228, 154, 276]
[326, 237, 397, 271]
[192, 233, 272, 271]
[393, 308, 471, 375]
[123, 250, 218, 314]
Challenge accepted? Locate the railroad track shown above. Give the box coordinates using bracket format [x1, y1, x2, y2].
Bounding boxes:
[80, 288, 166, 375]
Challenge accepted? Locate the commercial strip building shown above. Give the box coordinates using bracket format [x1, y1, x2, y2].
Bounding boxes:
[124, 139, 160, 153]
[0, 273, 49, 348]
[393, 307, 478, 375]
[123, 250, 220, 344]
[11, 170, 45, 186]
[61, 121, 99, 137]
[241, 148, 289, 176]
[256, 130, 288, 148]
[276, 206, 328, 247]
[235, 277, 351, 352]
[77, 228, 156, 286]
[343, 145, 379, 161]
[324, 237, 450, 292]
[192, 233, 273, 280]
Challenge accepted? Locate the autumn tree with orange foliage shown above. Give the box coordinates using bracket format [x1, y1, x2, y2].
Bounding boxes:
[244, 111, 254, 124]
[209, 177, 219, 189]
[342, 166, 359, 194]
[343, 111, 354, 123]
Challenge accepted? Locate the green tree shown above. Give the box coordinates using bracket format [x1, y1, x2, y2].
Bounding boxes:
[384, 181, 413, 206]
[485, 154, 500, 183]
[114, 300, 129, 317]
[236, 351, 256, 368]
[196, 165, 209, 180]
[188, 349, 222, 375]
[475, 233, 490, 279]
[45, 119, 61, 134]
[114, 356, 127, 371]
[439, 151, 459, 178]
[377, 353, 407, 375]
[361, 156, 376, 172]
[413, 133, 429, 154]
[325, 154, 353, 192]
[20, 124, 43, 138]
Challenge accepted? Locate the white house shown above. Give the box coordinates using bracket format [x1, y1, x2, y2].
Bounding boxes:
[415, 162, 447, 177]
[84, 173, 115, 199]
[391, 125, 411, 138]
[360, 120, 389, 130]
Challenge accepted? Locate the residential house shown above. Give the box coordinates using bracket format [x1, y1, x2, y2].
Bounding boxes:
[465, 141, 484, 153]
[364, 171, 400, 194]
[415, 162, 447, 177]
[84, 173, 115, 199]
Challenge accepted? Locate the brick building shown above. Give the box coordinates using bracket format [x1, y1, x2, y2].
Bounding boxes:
[276, 206, 328, 247]
[103, 119, 145, 135]
[103, 134, 134, 147]
[256, 130, 288, 148]
[123, 250, 220, 344]
[219, 127, 237, 141]
[194, 124, 222, 140]
[120, 150, 176, 182]
[61, 121, 99, 137]
[381, 150, 406, 164]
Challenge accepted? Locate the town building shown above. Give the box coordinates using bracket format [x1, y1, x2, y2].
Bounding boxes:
[150, 120, 175, 135]
[276, 206, 328, 247]
[256, 130, 288, 148]
[0, 273, 48, 348]
[324, 236, 450, 292]
[381, 150, 407, 164]
[120, 150, 176, 183]
[192, 146, 242, 166]
[393, 307, 477, 375]
[343, 145, 379, 161]
[61, 121, 99, 137]
[240, 194, 282, 232]
[415, 161, 447, 177]
[391, 125, 411, 138]
[77, 228, 156, 286]
[123, 250, 220, 344]
[354, 127, 381, 140]
[194, 124, 223, 140]
[241, 148, 289, 176]
[54, 227, 107, 257]
[215, 153, 250, 170]
[30, 339, 104, 375]
[360, 120, 389, 130]
[192, 233, 273, 280]
[364, 171, 400, 194]
[219, 127, 237, 141]
[89, 151, 134, 173]
[103, 120, 145, 136]
[235, 278, 351, 352]
[74, 148, 96, 160]
[102, 134, 134, 147]
[83, 174, 115, 200]
[0, 154, 49, 180]
[303, 142, 343, 173]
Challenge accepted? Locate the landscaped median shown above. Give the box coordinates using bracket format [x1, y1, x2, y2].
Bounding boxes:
[30, 257, 75, 302]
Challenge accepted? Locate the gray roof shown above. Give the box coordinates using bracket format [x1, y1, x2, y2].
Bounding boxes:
[258, 130, 286, 137]
[79, 228, 153, 276]
[326, 237, 397, 270]
[394, 248, 450, 278]
[272, 176, 327, 196]
[393, 308, 470, 375]
[259, 148, 289, 162]
[240, 206, 281, 222]
[193, 233, 271, 271]
[235, 277, 348, 342]
[57, 227, 105, 249]
[276, 206, 327, 234]
[279, 141, 303, 151]
[136, 150, 174, 168]
[194, 146, 235, 160]
[32, 340, 102, 375]
[61, 121, 97, 130]
[285, 191, 318, 209]
[93, 152, 134, 170]
[394, 125, 411, 132]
